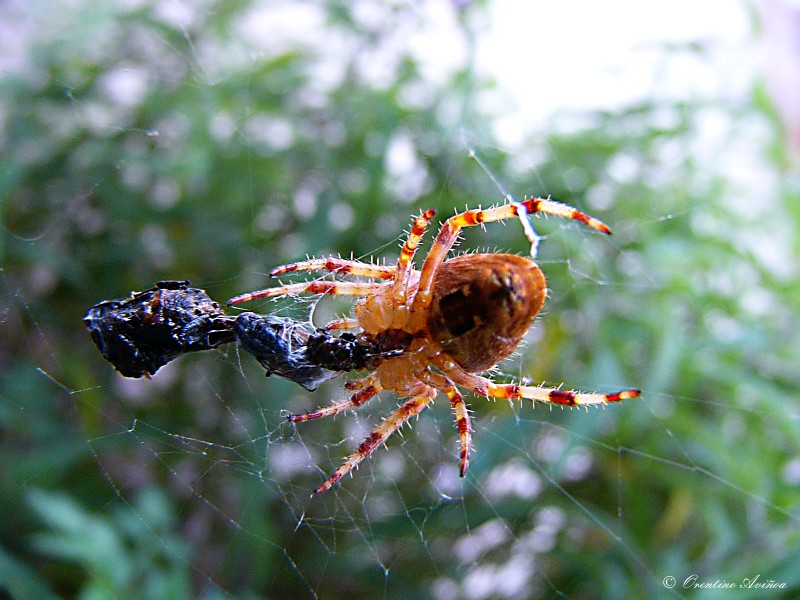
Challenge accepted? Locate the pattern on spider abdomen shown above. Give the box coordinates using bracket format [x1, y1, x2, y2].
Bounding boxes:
[426, 254, 546, 372]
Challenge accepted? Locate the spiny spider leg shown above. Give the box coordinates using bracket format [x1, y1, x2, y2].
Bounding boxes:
[434, 354, 641, 408]
[392, 209, 436, 303]
[324, 318, 361, 330]
[411, 198, 612, 318]
[525, 197, 611, 234]
[423, 369, 472, 477]
[228, 280, 391, 306]
[288, 375, 383, 422]
[315, 386, 437, 494]
[270, 257, 395, 279]
[343, 374, 376, 392]
[488, 383, 641, 406]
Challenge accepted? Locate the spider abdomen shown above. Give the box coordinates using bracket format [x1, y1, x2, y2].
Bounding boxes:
[426, 254, 546, 372]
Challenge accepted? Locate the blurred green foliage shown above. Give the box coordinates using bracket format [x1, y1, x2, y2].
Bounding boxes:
[2, 1, 800, 599]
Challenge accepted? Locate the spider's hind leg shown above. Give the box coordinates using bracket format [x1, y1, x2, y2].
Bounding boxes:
[423, 369, 472, 477]
[433, 354, 640, 408]
[487, 383, 641, 407]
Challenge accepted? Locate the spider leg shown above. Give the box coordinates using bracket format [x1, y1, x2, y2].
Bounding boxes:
[486, 382, 641, 407]
[392, 209, 436, 303]
[228, 280, 391, 306]
[423, 369, 472, 477]
[343, 374, 377, 392]
[410, 198, 612, 318]
[315, 386, 437, 493]
[324, 318, 361, 330]
[270, 257, 395, 279]
[433, 355, 640, 408]
[289, 375, 382, 422]
[524, 197, 611, 234]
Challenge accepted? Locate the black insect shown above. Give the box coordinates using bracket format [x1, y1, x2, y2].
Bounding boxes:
[84, 281, 236, 378]
[232, 312, 415, 390]
[86, 281, 378, 389]
[305, 329, 413, 373]
[233, 312, 339, 391]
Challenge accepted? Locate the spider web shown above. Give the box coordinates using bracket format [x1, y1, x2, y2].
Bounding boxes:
[3, 1, 799, 599]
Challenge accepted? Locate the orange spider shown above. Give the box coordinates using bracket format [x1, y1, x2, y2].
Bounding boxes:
[228, 198, 640, 493]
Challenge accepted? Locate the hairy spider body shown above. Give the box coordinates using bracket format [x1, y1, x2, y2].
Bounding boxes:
[229, 199, 640, 493]
[427, 253, 546, 372]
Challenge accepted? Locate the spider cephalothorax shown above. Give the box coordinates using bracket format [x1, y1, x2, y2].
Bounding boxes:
[229, 199, 640, 493]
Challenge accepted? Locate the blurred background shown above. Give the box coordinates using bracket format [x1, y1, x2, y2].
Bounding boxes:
[2, 0, 799, 598]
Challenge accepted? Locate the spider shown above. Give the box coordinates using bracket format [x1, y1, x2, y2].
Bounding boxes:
[228, 198, 640, 493]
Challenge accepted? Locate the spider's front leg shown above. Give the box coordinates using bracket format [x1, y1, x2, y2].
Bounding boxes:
[228, 280, 391, 306]
[288, 374, 382, 422]
[392, 209, 436, 304]
[270, 257, 395, 279]
[315, 385, 437, 493]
